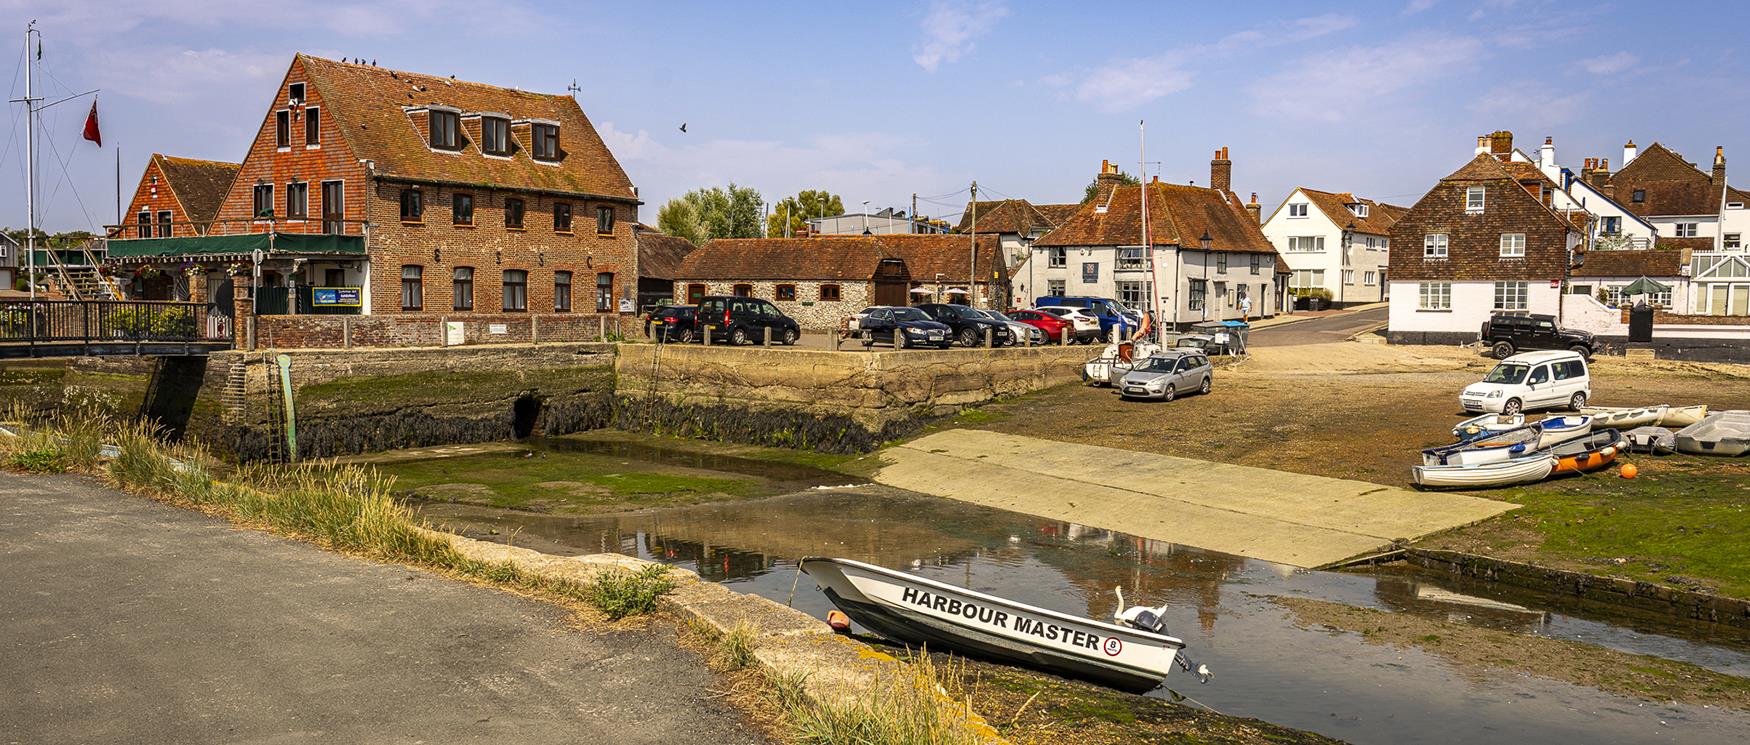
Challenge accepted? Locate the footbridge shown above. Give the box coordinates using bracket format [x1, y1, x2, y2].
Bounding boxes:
[0, 299, 232, 358]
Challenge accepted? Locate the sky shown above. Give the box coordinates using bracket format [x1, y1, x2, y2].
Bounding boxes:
[4, 0, 1749, 234]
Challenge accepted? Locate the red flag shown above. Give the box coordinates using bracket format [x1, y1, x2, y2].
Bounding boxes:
[82, 101, 101, 147]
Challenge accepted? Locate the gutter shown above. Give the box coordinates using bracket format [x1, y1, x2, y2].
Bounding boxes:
[372, 173, 643, 206]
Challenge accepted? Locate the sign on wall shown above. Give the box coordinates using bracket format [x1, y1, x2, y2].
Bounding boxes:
[1082, 262, 1099, 284]
[311, 286, 362, 307]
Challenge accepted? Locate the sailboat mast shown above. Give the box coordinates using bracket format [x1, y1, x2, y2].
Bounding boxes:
[1139, 120, 1153, 339]
[23, 23, 37, 299]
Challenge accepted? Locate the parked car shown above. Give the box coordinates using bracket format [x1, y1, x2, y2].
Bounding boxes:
[1480, 313, 1593, 359]
[1117, 350, 1213, 401]
[974, 309, 1041, 345]
[1006, 309, 1078, 344]
[915, 303, 1014, 347]
[1034, 296, 1135, 341]
[1460, 350, 1590, 415]
[1033, 306, 1103, 344]
[694, 296, 801, 346]
[855, 306, 953, 349]
[648, 304, 698, 342]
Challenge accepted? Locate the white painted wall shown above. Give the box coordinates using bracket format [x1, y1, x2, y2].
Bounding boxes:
[1261, 188, 1388, 303]
[1020, 243, 1278, 323]
[1387, 280, 1562, 335]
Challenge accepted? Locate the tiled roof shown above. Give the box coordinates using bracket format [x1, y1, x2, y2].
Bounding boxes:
[1611, 142, 1750, 217]
[1653, 236, 1716, 252]
[1296, 187, 1406, 236]
[157, 154, 240, 224]
[1572, 248, 1685, 278]
[676, 237, 900, 281]
[875, 234, 1004, 283]
[953, 199, 1078, 235]
[1034, 203, 1081, 225]
[298, 54, 636, 201]
[634, 228, 697, 281]
[1037, 182, 1276, 254]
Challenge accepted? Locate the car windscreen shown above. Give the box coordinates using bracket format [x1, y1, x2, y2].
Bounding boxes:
[984, 310, 1014, 322]
[892, 308, 929, 322]
[1135, 357, 1177, 372]
[1484, 363, 1530, 384]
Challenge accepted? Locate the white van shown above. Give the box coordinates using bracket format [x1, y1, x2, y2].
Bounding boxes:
[1460, 350, 1590, 415]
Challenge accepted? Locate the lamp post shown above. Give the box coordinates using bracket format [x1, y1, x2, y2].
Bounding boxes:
[1199, 231, 1211, 321]
[1342, 221, 1355, 308]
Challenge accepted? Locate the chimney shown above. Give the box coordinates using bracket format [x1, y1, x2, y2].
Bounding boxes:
[1475, 135, 1489, 156]
[1210, 147, 1232, 192]
[1488, 130, 1514, 157]
[1714, 146, 1728, 187]
[1093, 159, 1124, 203]
[1246, 192, 1261, 223]
[1593, 158, 1613, 197]
[1622, 139, 1638, 167]
[1540, 136, 1556, 170]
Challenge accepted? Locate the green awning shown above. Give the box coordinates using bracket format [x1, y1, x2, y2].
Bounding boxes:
[1622, 276, 1672, 296]
[107, 232, 365, 260]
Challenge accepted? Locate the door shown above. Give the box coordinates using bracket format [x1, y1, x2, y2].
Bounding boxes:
[1524, 364, 1556, 407]
[874, 280, 908, 307]
[869, 309, 894, 343]
[321, 181, 344, 234]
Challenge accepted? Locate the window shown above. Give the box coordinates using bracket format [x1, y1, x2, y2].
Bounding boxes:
[1527, 365, 1549, 386]
[1046, 279, 1065, 296]
[452, 193, 474, 226]
[1493, 281, 1528, 311]
[1188, 279, 1207, 311]
[1727, 233, 1743, 250]
[775, 284, 797, 301]
[1349, 203, 1369, 218]
[732, 283, 753, 298]
[554, 202, 573, 233]
[1047, 247, 1066, 268]
[253, 184, 274, 218]
[1116, 281, 1151, 306]
[819, 284, 841, 302]
[286, 182, 309, 219]
[1343, 269, 1355, 285]
[596, 272, 615, 312]
[532, 123, 560, 161]
[1499, 233, 1526, 257]
[505, 197, 525, 229]
[1631, 189, 1646, 203]
[400, 189, 423, 223]
[1250, 254, 1262, 274]
[481, 116, 510, 156]
[1465, 186, 1485, 213]
[1216, 253, 1228, 273]
[1363, 270, 1377, 286]
[324, 268, 344, 286]
[156, 210, 172, 238]
[1118, 247, 1145, 270]
[1600, 216, 1621, 235]
[452, 267, 474, 310]
[400, 265, 423, 310]
[1417, 282, 1451, 311]
[1289, 269, 1324, 289]
[137, 211, 151, 238]
[1287, 203, 1308, 218]
[275, 111, 290, 148]
[1674, 222, 1698, 238]
[304, 107, 320, 147]
[1553, 360, 1585, 381]
[555, 271, 572, 312]
[1423, 233, 1449, 258]
[1287, 236, 1324, 252]
[288, 83, 305, 104]
[321, 181, 344, 234]
[596, 205, 615, 235]
[429, 109, 460, 151]
[502, 270, 528, 311]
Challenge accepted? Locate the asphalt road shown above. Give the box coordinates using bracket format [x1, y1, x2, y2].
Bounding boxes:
[1249, 306, 1388, 347]
[0, 473, 763, 745]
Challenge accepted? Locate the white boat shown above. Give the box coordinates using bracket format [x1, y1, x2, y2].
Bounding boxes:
[1452, 413, 1525, 441]
[1674, 411, 1750, 457]
[1580, 405, 1669, 429]
[1658, 405, 1708, 428]
[1082, 340, 1163, 387]
[1622, 426, 1677, 454]
[1422, 424, 1542, 466]
[800, 557, 1208, 693]
[1412, 454, 1557, 489]
[1534, 415, 1593, 450]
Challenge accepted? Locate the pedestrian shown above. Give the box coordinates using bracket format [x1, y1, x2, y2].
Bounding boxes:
[1238, 294, 1253, 323]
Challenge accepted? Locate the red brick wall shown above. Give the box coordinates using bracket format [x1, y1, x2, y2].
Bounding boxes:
[255, 312, 629, 349]
[1389, 176, 1571, 282]
[121, 159, 196, 238]
[212, 57, 367, 232]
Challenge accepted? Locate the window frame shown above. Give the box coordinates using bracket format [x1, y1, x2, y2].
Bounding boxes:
[502, 269, 529, 312]
[452, 192, 474, 226]
[1465, 186, 1485, 213]
[1215, 253, 1228, 273]
[480, 116, 511, 157]
[531, 123, 560, 161]
[253, 183, 275, 219]
[399, 189, 424, 224]
[452, 267, 474, 311]
[285, 181, 309, 219]
[1363, 270, 1377, 286]
[288, 83, 305, 104]
[428, 108, 461, 151]
[1674, 222, 1698, 238]
[504, 197, 526, 230]
[156, 210, 172, 238]
[275, 110, 290, 149]
[1417, 281, 1451, 311]
[1117, 247, 1145, 270]
[596, 272, 616, 312]
[1726, 233, 1743, 250]
[775, 283, 797, 301]
[1493, 280, 1528, 311]
[596, 205, 615, 236]
[1423, 233, 1449, 259]
[819, 284, 842, 302]
[731, 283, 754, 298]
[1188, 279, 1207, 311]
[554, 202, 573, 233]
[1287, 203, 1308, 218]
[137, 211, 152, 238]
[304, 106, 320, 147]
[1499, 232, 1526, 258]
[1047, 247, 1067, 268]
[554, 270, 573, 312]
[400, 265, 424, 311]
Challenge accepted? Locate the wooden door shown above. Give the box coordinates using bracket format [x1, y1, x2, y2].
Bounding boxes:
[321, 181, 344, 234]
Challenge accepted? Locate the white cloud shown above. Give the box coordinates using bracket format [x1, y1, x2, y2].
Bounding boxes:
[1074, 55, 1195, 113]
[913, 0, 1010, 73]
[1579, 52, 1638, 75]
[1404, 0, 1438, 14]
[1470, 82, 1589, 129]
[1250, 35, 1484, 122]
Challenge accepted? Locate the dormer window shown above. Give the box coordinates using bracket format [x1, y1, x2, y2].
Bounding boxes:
[1288, 203, 1308, 218]
[532, 123, 559, 161]
[429, 109, 461, 151]
[481, 116, 510, 157]
[1348, 203, 1369, 218]
[289, 83, 305, 105]
[1631, 189, 1646, 203]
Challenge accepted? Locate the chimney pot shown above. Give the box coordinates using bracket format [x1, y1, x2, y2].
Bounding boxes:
[1209, 147, 1233, 192]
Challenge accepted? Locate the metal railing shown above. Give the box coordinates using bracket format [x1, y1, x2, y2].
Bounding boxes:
[105, 217, 369, 240]
[0, 300, 229, 344]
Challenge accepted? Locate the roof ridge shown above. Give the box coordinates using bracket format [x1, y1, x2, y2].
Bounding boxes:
[296, 52, 569, 100]
[159, 154, 241, 169]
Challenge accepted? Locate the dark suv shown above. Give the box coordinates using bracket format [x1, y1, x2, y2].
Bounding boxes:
[1480, 313, 1593, 359]
[694, 296, 801, 346]
[915, 303, 1014, 347]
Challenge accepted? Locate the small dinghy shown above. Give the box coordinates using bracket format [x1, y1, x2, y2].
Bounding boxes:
[1622, 426, 1677, 454]
[1549, 429, 1626, 474]
[1084, 340, 1163, 386]
[800, 557, 1210, 693]
[1412, 453, 1556, 489]
[1581, 405, 1669, 429]
[1658, 405, 1709, 428]
[1422, 424, 1542, 466]
[1674, 411, 1750, 457]
[1534, 415, 1593, 450]
[1452, 413, 1525, 442]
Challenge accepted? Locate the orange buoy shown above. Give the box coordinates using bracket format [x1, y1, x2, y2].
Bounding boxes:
[826, 610, 851, 632]
[1620, 463, 1639, 479]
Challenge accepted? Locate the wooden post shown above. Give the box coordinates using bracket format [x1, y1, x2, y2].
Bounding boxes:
[763, 326, 772, 347]
[598, 314, 606, 341]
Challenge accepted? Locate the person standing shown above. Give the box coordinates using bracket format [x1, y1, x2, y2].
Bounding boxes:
[1238, 293, 1253, 323]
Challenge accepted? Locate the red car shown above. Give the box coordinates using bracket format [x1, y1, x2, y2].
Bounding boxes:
[1005, 309, 1078, 344]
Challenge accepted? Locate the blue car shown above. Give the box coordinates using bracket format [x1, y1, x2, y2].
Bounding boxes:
[1034, 296, 1136, 341]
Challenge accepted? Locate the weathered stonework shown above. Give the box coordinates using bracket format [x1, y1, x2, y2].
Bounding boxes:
[1406, 548, 1750, 630]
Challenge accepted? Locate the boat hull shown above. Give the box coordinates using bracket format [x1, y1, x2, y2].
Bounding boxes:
[1412, 454, 1555, 489]
[1422, 425, 1541, 466]
[1452, 414, 1524, 441]
[1535, 416, 1593, 450]
[1581, 405, 1668, 429]
[1622, 426, 1677, 454]
[1674, 411, 1750, 457]
[1550, 429, 1625, 474]
[802, 557, 1183, 694]
[1659, 405, 1709, 428]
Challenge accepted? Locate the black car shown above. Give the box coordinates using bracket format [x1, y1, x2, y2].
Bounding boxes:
[695, 296, 801, 346]
[1481, 313, 1593, 359]
[914, 303, 1014, 347]
[857, 306, 953, 349]
[647, 304, 698, 342]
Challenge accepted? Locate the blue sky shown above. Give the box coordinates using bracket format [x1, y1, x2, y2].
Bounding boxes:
[5, 0, 1748, 233]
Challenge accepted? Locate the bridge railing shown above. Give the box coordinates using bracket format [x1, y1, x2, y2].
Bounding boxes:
[0, 300, 230, 345]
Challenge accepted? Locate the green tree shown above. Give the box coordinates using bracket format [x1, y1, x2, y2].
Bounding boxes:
[765, 189, 845, 237]
[1080, 170, 1140, 204]
[656, 183, 764, 244]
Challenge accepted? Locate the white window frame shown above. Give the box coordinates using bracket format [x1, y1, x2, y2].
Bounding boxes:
[1423, 233, 1448, 259]
[1287, 203, 1308, 218]
[1726, 233, 1743, 250]
[1417, 282, 1451, 311]
[1342, 269, 1355, 285]
[1287, 236, 1325, 253]
[1115, 280, 1151, 306]
[1465, 186, 1485, 214]
[1674, 222, 1698, 238]
[1363, 270, 1377, 286]
[1499, 233, 1526, 257]
[1047, 247, 1067, 268]
[1493, 281, 1528, 311]
[1117, 247, 1145, 270]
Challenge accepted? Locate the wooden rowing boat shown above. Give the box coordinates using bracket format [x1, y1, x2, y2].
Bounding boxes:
[1422, 424, 1542, 466]
[1549, 429, 1625, 474]
[1412, 453, 1557, 489]
[1452, 413, 1525, 441]
[1534, 415, 1593, 450]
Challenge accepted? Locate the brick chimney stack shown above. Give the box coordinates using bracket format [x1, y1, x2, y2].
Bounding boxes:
[1475, 135, 1489, 156]
[1246, 192, 1261, 223]
[1488, 130, 1514, 158]
[1210, 147, 1232, 193]
[1714, 146, 1728, 187]
[1593, 158, 1614, 197]
[1093, 159, 1124, 203]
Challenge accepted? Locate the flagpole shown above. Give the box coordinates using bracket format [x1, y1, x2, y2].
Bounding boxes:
[23, 23, 37, 300]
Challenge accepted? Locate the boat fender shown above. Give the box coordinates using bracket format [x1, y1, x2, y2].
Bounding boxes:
[826, 610, 851, 633]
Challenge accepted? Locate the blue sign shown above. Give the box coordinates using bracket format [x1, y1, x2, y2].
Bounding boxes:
[312, 286, 362, 307]
[1082, 262, 1099, 284]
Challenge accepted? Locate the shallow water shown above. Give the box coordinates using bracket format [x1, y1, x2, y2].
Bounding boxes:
[416, 471, 1750, 745]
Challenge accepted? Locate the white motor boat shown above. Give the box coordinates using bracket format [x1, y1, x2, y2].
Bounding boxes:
[1534, 415, 1593, 450]
[1452, 413, 1525, 441]
[1674, 411, 1750, 457]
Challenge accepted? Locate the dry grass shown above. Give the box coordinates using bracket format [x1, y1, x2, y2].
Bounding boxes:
[769, 652, 988, 745]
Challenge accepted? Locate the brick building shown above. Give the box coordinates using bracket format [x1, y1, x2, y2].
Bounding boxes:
[106, 54, 639, 323]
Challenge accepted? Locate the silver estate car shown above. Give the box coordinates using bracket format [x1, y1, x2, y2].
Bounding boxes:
[1118, 351, 1213, 401]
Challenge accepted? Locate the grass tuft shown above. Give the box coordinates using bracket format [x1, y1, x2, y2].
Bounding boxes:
[586, 564, 676, 619]
[769, 652, 985, 745]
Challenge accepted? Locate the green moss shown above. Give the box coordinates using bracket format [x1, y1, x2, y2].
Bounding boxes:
[299, 366, 612, 414]
[376, 449, 759, 512]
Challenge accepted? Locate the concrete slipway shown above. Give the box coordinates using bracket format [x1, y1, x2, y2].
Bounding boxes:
[874, 430, 1517, 569]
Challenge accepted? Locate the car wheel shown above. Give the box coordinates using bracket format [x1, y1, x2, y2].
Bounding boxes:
[1570, 391, 1587, 411]
[1492, 341, 1515, 359]
[1200, 376, 1212, 395]
[958, 328, 980, 347]
[730, 327, 749, 346]
[781, 328, 798, 345]
[1503, 397, 1523, 415]
[678, 328, 695, 344]
[1162, 384, 1176, 402]
[1570, 344, 1591, 357]
[898, 333, 911, 349]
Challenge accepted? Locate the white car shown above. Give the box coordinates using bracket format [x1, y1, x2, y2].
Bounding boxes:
[1460, 350, 1591, 415]
[1035, 306, 1103, 344]
[976, 309, 1045, 345]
